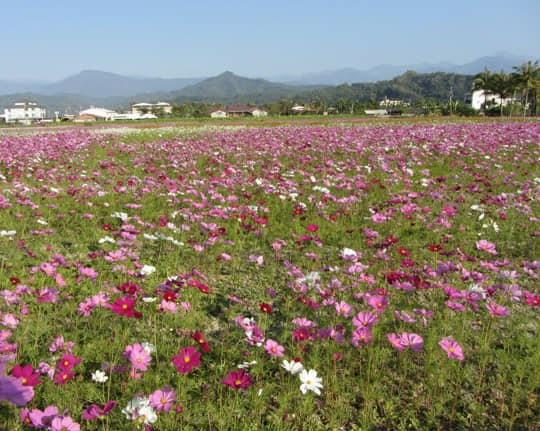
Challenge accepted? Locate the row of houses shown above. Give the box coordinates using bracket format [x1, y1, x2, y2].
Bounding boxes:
[1, 101, 174, 124]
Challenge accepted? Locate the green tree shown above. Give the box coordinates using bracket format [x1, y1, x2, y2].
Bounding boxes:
[490, 72, 515, 116]
[512, 60, 540, 116]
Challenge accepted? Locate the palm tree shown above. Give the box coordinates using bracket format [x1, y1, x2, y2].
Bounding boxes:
[512, 60, 540, 116]
[490, 71, 515, 116]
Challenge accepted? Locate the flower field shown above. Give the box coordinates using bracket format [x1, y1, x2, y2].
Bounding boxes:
[0, 121, 539, 430]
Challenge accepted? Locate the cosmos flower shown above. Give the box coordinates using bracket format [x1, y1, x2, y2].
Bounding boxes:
[299, 369, 323, 395]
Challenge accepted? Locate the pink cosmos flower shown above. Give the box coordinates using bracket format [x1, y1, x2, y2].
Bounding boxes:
[28, 406, 59, 427]
[486, 301, 510, 317]
[367, 295, 388, 313]
[334, 300, 352, 317]
[77, 298, 95, 317]
[264, 339, 285, 357]
[49, 336, 74, 353]
[172, 346, 201, 374]
[351, 327, 372, 347]
[160, 299, 178, 314]
[438, 336, 465, 360]
[292, 317, 317, 328]
[40, 262, 56, 276]
[222, 369, 253, 390]
[371, 213, 387, 223]
[49, 415, 80, 431]
[79, 267, 99, 280]
[352, 311, 379, 328]
[1, 314, 19, 329]
[399, 332, 424, 352]
[149, 386, 176, 412]
[387, 333, 406, 351]
[123, 343, 152, 371]
[476, 239, 497, 255]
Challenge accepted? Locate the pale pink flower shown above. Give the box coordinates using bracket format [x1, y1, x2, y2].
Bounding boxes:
[264, 339, 285, 357]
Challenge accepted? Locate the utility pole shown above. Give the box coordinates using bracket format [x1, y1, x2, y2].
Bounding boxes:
[449, 85, 454, 115]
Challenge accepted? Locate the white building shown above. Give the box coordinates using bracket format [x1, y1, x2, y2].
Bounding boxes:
[210, 109, 227, 118]
[78, 107, 118, 121]
[471, 90, 514, 111]
[132, 102, 172, 115]
[3, 101, 46, 124]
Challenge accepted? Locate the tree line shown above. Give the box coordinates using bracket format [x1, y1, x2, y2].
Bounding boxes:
[473, 60, 539, 116]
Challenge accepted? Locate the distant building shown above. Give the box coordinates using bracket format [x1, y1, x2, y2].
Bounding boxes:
[364, 109, 388, 116]
[73, 114, 98, 122]
[132, 102, 172, 115]
[379, 98, 410, 108]
[471, 90, 515, 110]
[210, 106, 268, 118]
[210, 109, 227, 118]
[291, 105, 305, 113]
[3, 101, 46, 124]
[78, 107, 117, 121]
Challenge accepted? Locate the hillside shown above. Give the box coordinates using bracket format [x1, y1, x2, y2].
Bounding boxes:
[296, 71, 475, 104]
[170, 71, 318, 104]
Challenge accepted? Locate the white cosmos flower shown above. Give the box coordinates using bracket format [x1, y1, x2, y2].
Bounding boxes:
[141, 341, 156, 355]
[281, 359, 303, 375]
[112, 211, 129, 221]
[122, 397, 149, 419]
[299, 369, 323, 395]
[91, 370, 108, 383]
[140, 265, 156, 275]
[0, 230, 16, 236]
[98, 236, 115, 244]
[138, 405, 157, 425]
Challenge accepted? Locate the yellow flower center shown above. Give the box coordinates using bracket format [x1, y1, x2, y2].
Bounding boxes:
[234, 379, 242, 386]
[184, 356, 190, 363]
[22, 377, 27, 384]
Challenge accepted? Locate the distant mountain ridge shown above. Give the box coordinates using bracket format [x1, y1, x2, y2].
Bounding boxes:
[0, 52, 534, 97]
[271, 53, 535, 85]
[40, 70, 203, 97]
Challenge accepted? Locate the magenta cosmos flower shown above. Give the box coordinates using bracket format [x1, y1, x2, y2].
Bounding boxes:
[222, 369, 253, 390]
[10, 364, 41, 387]
[108, 296, 142, 318]
[0, 363, 34, 406]
[82, 401, 117, 420]
[438, 336, 465, 360]
[172, 346, 201, 374]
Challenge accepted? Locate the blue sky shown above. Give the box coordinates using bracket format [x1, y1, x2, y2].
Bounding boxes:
[3, 0, 539, 81]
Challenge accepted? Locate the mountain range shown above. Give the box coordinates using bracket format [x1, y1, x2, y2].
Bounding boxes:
[0, 53, 536, 114]
[0, 53, 534, 98]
